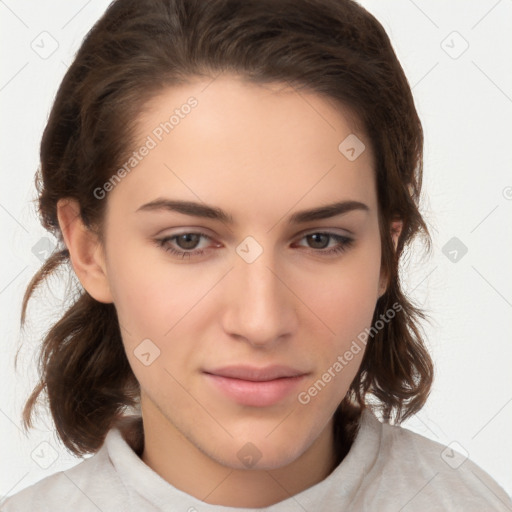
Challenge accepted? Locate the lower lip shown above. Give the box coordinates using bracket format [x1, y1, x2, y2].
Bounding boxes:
[204, 373, 307, 407]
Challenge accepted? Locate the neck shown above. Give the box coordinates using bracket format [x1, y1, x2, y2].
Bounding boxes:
[138, 405, 340, 508]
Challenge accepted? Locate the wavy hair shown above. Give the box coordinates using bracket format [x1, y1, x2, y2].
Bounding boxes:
[17, 0, 433, 460]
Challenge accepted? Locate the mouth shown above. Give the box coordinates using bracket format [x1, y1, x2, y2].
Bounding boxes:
[203, 365, 309, 407]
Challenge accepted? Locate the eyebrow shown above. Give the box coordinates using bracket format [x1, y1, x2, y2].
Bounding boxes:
[135, 198, 369, 224]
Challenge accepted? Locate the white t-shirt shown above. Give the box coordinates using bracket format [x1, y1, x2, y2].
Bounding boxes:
[2, 409, 511, 511]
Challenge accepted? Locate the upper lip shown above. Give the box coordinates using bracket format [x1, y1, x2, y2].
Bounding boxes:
[204, 365, 308, 382]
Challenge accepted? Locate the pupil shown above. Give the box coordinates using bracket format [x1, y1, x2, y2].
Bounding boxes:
[308, 233, 329, 249]
[178, 234, 200, 250]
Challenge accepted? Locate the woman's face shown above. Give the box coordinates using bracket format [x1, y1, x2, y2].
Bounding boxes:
[101, 74, 386, 469]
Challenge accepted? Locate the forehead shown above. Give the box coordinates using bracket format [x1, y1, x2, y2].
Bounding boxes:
[106, 74, 377, 223]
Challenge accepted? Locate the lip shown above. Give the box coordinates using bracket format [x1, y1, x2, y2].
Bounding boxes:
[205, 364, 307, 381]
[203, 365, 309, 407]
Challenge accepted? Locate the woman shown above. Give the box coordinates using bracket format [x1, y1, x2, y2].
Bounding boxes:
[3, 0, 511, 510]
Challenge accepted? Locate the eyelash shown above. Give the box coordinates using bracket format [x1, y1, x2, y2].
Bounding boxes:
[154, 231, 354, 259]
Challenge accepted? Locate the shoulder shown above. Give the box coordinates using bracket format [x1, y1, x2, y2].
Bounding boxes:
[1, 435, 128, 512]
[356, 410, 512, 511]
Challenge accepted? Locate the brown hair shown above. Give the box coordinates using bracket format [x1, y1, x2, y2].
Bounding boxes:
[17, 0, 433, 460]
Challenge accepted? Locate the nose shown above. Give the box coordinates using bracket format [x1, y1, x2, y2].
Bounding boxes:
[221, 246, 298, 348]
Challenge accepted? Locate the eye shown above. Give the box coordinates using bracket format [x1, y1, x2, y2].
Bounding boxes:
[155, 232, 214, 259]
[154, 231, 354, 260]
[294, 232, 354, 256]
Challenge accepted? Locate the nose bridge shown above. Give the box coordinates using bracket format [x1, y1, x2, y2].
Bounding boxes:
[224, 241, 295, 344]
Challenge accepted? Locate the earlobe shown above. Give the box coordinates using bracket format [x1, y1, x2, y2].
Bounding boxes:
[378, 272, 388, 299]
[391, 219, 403, 250]
[56, 198, 113, 304]
[378, 218, 403, 298]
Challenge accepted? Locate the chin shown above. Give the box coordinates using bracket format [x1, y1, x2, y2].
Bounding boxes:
[206, 429, 315, 471]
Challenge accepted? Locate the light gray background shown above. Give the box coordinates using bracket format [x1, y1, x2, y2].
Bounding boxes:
[1, 0, 511, 502]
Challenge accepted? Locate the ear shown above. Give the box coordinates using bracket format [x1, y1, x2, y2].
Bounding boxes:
[378, 219, 403, 298]
[56, 198, 113, 304]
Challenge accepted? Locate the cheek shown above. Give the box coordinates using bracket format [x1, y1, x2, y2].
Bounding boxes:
[105, 234, 194, 329]
[300, 270, 378, 410]
[299, 242, 381, 404]
[105, 248, 196, 391]
[314, 244, 382, 338]
[104, 237, 215, 379]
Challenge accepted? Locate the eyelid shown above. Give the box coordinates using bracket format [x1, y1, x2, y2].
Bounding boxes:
[296, 227, 354, 239]
[156, 228, 351, 244]
[155, 225, 215, 237]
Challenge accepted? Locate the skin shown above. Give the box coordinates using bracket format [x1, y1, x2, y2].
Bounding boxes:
[57, 74, 401, 508]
